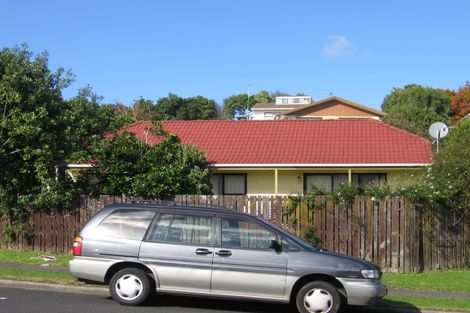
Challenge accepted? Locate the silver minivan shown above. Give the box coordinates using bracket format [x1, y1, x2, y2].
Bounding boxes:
[69, 203, 386, 313]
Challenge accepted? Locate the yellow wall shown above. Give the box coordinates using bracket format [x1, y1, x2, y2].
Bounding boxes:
[278, 171, 303, 194]
[213, 168, 425, 195]
[246, 170, 275, 194]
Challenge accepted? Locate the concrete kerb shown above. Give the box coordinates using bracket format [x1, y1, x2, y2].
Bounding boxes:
[364, 309, 467, 313]
[389, 288, 470, 300]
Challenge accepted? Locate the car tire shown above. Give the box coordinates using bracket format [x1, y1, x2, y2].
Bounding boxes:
[109, 268, 152, 306]
[296, 281, 341, 313]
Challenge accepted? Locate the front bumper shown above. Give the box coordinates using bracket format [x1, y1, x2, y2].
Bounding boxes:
[337, 277, 387, 306]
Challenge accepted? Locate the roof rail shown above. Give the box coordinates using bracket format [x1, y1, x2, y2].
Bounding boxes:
[127, 200, 177, 205]
[126, 200, 231, 211]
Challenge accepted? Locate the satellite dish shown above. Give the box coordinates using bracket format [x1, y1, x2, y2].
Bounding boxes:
[429, 122, 449, 139]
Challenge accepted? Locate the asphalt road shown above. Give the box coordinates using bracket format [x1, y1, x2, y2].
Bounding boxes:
[0, 287, 409, 313]
[0, 287, 287, 313]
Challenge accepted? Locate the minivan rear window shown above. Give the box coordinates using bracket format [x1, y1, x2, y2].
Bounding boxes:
[95, 209, 156, 240]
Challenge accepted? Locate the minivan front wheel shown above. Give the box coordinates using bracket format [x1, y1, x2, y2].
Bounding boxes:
[296, 281, 341, 313]
[110, 268, 151, 306]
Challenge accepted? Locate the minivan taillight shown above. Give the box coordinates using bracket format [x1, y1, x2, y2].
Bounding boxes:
[72, 236, 82, 256]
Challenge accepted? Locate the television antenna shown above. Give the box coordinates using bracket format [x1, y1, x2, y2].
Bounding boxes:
[429, 122, 449, 153]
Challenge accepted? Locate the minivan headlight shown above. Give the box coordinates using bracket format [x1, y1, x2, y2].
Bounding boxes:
[361, 269, 380, 279]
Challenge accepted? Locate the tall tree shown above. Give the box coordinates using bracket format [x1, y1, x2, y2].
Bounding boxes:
[432, 118, 470, 196]
[253, 90, 271, 104]
[100, 102, 135, 131]
[155, 93, 217, 120]
[451, 82, 470, 124]
[222, 90, 271, 119]
[132, 97, 156, 121]
[176, 96, 217, 120]
[381, 84, 453, 137]
[89, 124, 211, 198]
[153, 93, 182, 120]
[65, 87, 136, 163]
[0, 45, 76, 238]
[65, 87, 108, 162]
[223, 93, 251, 119]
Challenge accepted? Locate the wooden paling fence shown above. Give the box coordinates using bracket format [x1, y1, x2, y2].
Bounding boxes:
[0, 194, 468, 273]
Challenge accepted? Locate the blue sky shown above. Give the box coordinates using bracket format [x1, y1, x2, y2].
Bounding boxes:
[1, 0, 469, 110]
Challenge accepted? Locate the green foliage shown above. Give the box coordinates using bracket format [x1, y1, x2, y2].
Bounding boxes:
[65, 86, 127, 163]
[222, 93, 255, 119]
[432, 118, 470, 198]
[331, 184, 362, 207]
[132, 93, 218, 121]
[87, 123, 212, 199]
[289, 170, 466, 217]
[451, 81, 470, 123]
[156, 93, 218, 120]
[0, 45, 79, 241]
[176, 95, 217, 120]
[285, 195, 302, 225]
[303, 185, 327, 211]
[132, 97, 157, 121]
[302, 226, 321, 246]
[252, 90, 271, 104]
[382, 84, 453, 137]
[100, 102, 134, 130]
[285, 186, 327, 226]
[222, 90, 271, 119]
[363, 180, 393, 199]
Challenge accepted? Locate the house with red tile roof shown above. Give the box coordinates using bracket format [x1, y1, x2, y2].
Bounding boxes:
[74, 119, 432, 195]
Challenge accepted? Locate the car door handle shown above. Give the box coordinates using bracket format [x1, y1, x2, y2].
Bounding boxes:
[215, 250, 232, 257]
[195, 248, 212, 255]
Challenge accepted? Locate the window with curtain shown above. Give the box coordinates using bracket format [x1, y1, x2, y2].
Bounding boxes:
[210, 174, 246, 195]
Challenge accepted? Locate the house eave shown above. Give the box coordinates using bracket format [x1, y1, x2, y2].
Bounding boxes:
[209, 163, 431, 169]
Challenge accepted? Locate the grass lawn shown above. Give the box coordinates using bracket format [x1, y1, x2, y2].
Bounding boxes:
[0, 249, 72, 267]
[0, 268, 77, 284]
[383, 270, 470, 293]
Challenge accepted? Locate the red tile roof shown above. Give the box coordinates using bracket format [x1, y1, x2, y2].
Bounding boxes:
[112, 120, 433, 166]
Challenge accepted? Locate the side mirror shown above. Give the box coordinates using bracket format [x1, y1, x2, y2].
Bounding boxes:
[270, 239, 282, 253]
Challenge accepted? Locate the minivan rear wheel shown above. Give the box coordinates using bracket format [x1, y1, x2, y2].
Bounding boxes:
[109, 268, 151, 306]
[296, 281, 341, 313]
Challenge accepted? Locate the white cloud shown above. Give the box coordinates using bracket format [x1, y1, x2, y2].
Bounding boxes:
[322, 35, 355, 58]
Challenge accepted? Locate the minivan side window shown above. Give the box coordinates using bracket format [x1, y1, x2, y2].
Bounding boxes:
[150, 213, 212, 246]
[95, 209, 156, 240]
[221, 218, 276, 250]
